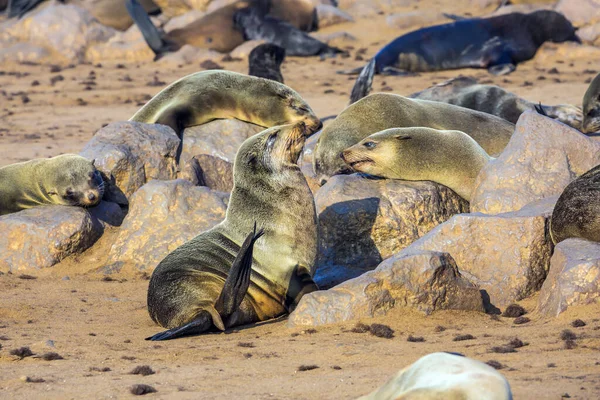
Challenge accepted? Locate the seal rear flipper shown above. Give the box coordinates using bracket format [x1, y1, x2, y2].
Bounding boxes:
[534, 102, 549, 117]
[145, 310, 213, 341]
[125, 0, 175, 59]
[349, 58, 376, 104]
[214, 222, 265, 319]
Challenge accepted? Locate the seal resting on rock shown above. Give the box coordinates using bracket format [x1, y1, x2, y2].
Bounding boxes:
[146, 122, 318, 341]
[358, 352, 513, 400]
[0, 154, 104, 216]
[342, 127, 492, 201]
[550, 164, 600, 244]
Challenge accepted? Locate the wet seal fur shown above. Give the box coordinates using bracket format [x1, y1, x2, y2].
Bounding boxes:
[347, 10, 580, 103]
[248, 43, 286, 83]
[358, 352, 513, 400]
[0, 154, 104, 216]
[582, 72, 600, 134]
[342, 127, 492, 201]
[146, 122, 318, 341]
[550, 164, 600, 244]
[410, 76, 583, 130]
[313, 93, 514, 184]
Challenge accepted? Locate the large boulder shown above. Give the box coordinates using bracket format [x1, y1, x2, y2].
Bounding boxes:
[555, 0, 600, 27]
[578, 22, 600, 45]
[288, 250, 484, 327]
[0, 202, 123, 273]
[471, 111, 600, 214]
[336, 0, 414, 18]
[85, 23, 154, 64]
[406, 197, 556, 309]
[153, 0, 212, 17]
[104, 180, 228, 274]
[80, 122, 180, 205]
[315, 174, 469, 288]
[538, 238, 600, 316]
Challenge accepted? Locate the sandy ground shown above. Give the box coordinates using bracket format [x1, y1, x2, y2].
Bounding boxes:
[1, 1, 600, 398]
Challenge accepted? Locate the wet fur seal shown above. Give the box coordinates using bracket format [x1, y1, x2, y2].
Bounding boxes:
[248, 43, 286, 83]
[129, 70, 322, 142]
[146, 122, 318, 341]
[410, 76, 583, 130]
[0, 154, 104, 216]
[582, 72, 600, 134]
[550, 164, 600, 244]
[313, 93, 514, 183]
[358, 352, 513, 400]
[347, 10, 580, 103]
[342, 127, 492, 201]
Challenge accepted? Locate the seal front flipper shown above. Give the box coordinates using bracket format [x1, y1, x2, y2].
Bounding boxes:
[534, 102, 549, 117]
[214, 222, 265, 319]
[145, 310, 215, 341]
[488, 63, 516, 76]
[284, 264, 318, 313]
[126, 0, 177, 60]
[349, 58, 376, 104]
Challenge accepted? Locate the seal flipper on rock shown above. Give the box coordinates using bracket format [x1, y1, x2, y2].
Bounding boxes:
[534, 102, 548, 117]
[349, 58, 376, 104]
[126, 0, 178, 60]
[146, 224, 264, 341]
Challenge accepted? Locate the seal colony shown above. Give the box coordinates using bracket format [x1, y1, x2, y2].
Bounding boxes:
[0, 154, 103, 216]
[146, 122, 318, 340]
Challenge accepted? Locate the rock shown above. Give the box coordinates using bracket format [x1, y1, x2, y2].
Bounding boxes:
[577, 22, 600, 45]
[163, 9, 206, 31]
[105, 180, 228, 273]
[156, 44, 223, 66]
[0, 202, 122, 273]
[386, 11, 444, 30]
[314, 174, 469, 288]
[230, 40, 266, 59]
[180, 155, 234, 192]
[555, 0, 600, 27]
[80, 122, 180, 205]
[85, 24, 154, 64]
[316, 4, 353, 28]
[0, 43, 52, 64]
[153, 0, 212, 17]
[288, 250, 484, 327]
[406, 198, 555, 309]
[471, 111, 600, 215]
[491, 4, 550, 16]
[469, 0, 503, 8]
[538, 238, 600, 316]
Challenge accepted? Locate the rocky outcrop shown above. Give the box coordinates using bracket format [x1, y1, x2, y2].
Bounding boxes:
[0, 202, 123, 273]
[288, 250, 484, 327]
[538, 238, 600, 316]
[471, 111, 600, 214]
[104, 180, 228, 273]
[80, 122, 180, 205]
[314, 174, 469, 288]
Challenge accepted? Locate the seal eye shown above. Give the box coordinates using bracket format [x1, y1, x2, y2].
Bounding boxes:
[65, 189, 74, 198]
[363, 141, 377, 149]
[266, 132, 278, 151]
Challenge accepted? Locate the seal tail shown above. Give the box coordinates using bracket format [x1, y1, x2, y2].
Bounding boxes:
[125, 0, 174, 60]
[349, 58, 376, 104]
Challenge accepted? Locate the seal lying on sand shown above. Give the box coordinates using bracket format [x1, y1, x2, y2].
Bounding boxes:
[346, 10, 581, 103]
[248, 43, 286, 83]
[0, 154, 104, 216]
[583, 72, 600, 134]
[342, 127, 492, 201]
[550, 164, 600, 244]
[313, 93, 514, 184]
[358, 352, 513, 400]
[146, 122, 318, 341]
[410, 76, 583, 130]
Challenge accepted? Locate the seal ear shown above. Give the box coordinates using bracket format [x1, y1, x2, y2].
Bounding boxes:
[91, 159, 96, 167]
[394, 135, 412, 141]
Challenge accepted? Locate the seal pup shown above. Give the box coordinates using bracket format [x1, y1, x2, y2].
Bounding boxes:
[582, 72, 600, 134]
[358, 352, 513, 400]
[410, 76, 583, 130]
[550, 164, 600, 244]
[346, 10, 580, 103]
[129, 70, 321, 140]
[248, 43, 286, 83]
[146, 122, 318, 341]
[341, 127, 492, 201]
[0, 154, 104, 216]
[313, 93, 514, 184]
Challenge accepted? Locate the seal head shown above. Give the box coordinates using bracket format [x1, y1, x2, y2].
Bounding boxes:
[582, 72, 600, 134]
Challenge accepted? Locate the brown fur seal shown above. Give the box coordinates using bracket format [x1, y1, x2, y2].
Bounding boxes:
[582, 72, 600, 134]
[342, 127, 492, 201]
[313, 93, 514, 184]
[358, 352, 513, 400]
[129, 70, 322, 139]
[146, 122, 318, 341]
[0, 154, 104, 216]
[248, 43, 285, 83]
[410, 76, 583, 130]
[550, 164, 600, 244]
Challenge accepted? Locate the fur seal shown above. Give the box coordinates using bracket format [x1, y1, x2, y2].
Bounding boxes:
[347, 10, 581, 103]
[582, 72, 600, 134]
[129, 70, 322, 141]
[410, 76, 583, 130]
[0, 154, 104, 216]
[248, 43, 286, 83]
[146, 122, 318, 341]
[358, 352, 513, 400]
[313, 93, 514, 184]
[550, 164, 600, 244]
[341, 127, 492, 201]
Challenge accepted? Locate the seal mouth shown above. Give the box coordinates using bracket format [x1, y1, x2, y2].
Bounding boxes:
[348, 158, 374, 170]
